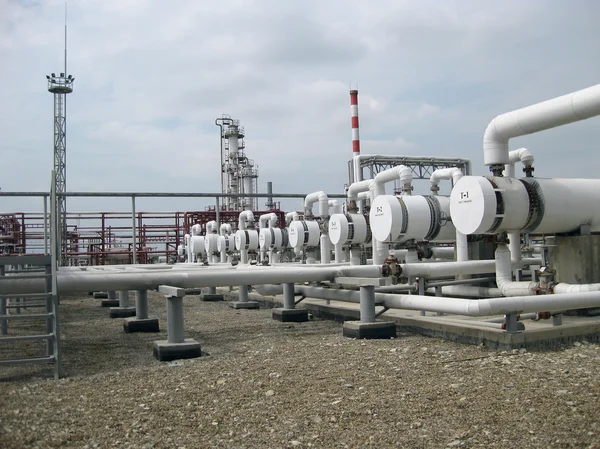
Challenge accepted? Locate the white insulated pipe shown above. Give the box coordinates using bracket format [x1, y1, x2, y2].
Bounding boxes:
[495, 243, 538, 296]
[504, 147, 534, 178]
[256, 284, 600, 317]
[285, 211, 300, 225]
[328, 200, 343, 215]
[304, 191, 329, 219]
[371, 165, 412, 197]
[238, 210, 254, 230]
[429, 167, 467, 262]
[259, 212, 278, 229]
[347, 180, 372, 202]
[0, 264, 388, 295]
[553, 283, 600, 294]
[483, 84, 600, 167]
[430, 167, 464, 190]
[504, 148, 534, 262]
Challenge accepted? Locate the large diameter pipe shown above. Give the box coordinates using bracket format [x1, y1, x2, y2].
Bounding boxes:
[483, 84, 600, 167]
[1, 265, 386, 295]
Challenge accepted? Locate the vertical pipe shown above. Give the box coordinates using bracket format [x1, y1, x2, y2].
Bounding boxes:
[320, 235, 331, 264]
[118, 290, 130, 307]
[0, 266, 6, 336]
[166, 295, 185, 344]
[107, 290, 116, 300]
[215, 196, 220, 229]
[45, 264, 54, 356]
[418, 278, 426, 316]
[135, 290, 148, 320]
[334, 243, 343, 263]
[266, 181, 274, 210]
[43, 196, 48, 255]
[239, 285, 249, 302]
[283, 283, 295, 309]
[359, 285, 376, 323]
[132, 195, 137, 264]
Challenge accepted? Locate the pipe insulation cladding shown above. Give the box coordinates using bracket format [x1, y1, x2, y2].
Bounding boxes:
[259, 227, 288, 250]
[328, 213, 371, 245]
[450, 176, 600, 235]
[369, 195, 456, 243]
[288, 220, 320, 249]
[234, 229, 259, 251]
[483, 84, 600, 167]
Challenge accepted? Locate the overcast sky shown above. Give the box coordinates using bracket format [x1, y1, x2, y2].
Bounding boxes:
[2, 0, 600, 213]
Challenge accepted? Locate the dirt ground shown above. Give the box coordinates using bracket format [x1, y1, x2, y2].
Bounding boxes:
[1, 291, 599, 449]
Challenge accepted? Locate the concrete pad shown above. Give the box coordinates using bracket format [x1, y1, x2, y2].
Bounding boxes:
[153, 339, 201, 362]
[109, 306, 136, 318]
[123, 317, 160, 333]
[202, 294, 224, 302]
[343, 320, 397, 339]
[94, 292, 108, 299]
[230, 301, 260, 310]
[101, 299, 120, 308]
[272, 308, 309, 323]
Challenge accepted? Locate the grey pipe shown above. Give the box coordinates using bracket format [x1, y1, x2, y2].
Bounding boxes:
[283, 283, 295, 309]
[0, 265, 385, 295]
[118, 290, 130, 307]
[135, 290, 148, 320]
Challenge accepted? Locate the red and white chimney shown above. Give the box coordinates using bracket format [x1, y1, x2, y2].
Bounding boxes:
[350, 89, 360, 155]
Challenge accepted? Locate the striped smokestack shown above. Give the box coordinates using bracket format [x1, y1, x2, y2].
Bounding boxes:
[350, 89, 360, 155]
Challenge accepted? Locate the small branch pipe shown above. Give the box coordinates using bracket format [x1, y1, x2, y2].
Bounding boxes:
[328, 200, 342, 215]
[285, 211, 300, 225]
[483, 84, 600, 168]
[495, 243, 538, 296]
[430, 167, 464, 190]
[304, 191, 329, 219]
[429, 167, 467, 261]
[347, 180, 372, 202]
[220, 223, 232, 235]
[259, 213, 278, 229]
[238, 210, 254, 230]
[372, 165, 412, 197]
[320, 235, 331, 264]
[505, 147, 534, 178]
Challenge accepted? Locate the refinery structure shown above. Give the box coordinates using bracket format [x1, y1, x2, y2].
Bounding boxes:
[2, 73, 600, 377]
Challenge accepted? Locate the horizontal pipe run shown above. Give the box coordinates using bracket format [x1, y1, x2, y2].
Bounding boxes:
[0, 265, 385, 295]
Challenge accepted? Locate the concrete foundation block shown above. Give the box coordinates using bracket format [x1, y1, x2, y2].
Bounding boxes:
[94, 292, 108, 299]
[109, 306, 137, 318]
[123, 317, 160, 333]
[342, 320, 397, 339]
[230, 301, 260, 310]
[202, 294, 224, 302]
[153, 338, 201, 362]
[272, 308, 309, 323]
[101, 299, 120, 308]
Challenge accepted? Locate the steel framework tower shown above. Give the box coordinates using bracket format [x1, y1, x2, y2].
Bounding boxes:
[47, 12, 74, 265]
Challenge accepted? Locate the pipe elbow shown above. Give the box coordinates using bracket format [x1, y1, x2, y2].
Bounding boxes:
[483, 118, 510, 166]
[510, 147, 534, 167]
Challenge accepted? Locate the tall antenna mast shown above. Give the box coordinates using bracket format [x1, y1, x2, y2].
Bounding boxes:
[47, 1, 74, 266]
[64, 2, 67, 75]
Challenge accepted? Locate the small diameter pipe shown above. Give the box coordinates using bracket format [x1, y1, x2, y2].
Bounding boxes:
[135, 290, 149, 320]
[429, 167, 467, 261]
[320, 235, 331, 264]
[554, 283, 600, 293]
[304, 191, 329, 219]
[505, 149, 534, 262]
[425, 285, 503, 298]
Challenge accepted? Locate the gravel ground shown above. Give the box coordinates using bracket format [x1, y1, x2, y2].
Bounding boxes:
[1, 291, 600, 449]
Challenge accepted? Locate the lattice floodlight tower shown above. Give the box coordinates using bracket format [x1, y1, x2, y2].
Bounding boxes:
[47, 72, 74, 265]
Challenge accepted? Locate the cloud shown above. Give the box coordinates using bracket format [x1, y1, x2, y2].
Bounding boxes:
[1, 0, 600, 216]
